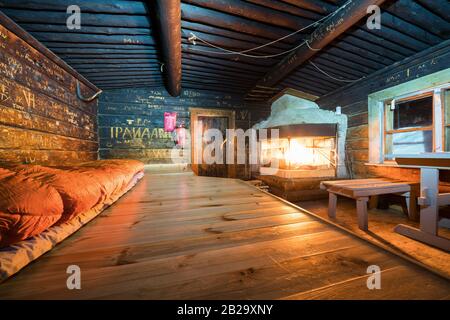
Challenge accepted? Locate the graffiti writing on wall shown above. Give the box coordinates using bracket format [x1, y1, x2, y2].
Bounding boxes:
[110, 126, 173, 140]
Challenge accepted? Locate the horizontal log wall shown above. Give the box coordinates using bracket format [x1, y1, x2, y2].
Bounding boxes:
[317, 41, 450, 179]
[0, 21, 98, 166]
[98, 88, 270, 177]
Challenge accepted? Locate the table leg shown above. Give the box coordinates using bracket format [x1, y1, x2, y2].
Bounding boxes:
[356, 197, 369, 231]
[419, 167, 439, 235]
[328, 192, 337, 219]
[394, 167, 450, 252]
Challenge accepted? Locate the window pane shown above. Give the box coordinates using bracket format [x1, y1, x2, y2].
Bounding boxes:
[393, 95, 433, 130]
[445, 90, 450, 150]
[446, 127, 450, 151]
[388, 130, 432, 155]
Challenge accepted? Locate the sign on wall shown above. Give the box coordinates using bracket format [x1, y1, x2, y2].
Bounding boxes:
[164, 112, 177, 132]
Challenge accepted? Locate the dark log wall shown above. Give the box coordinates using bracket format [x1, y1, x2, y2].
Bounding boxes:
[98, 88, 269, 168]
[317, 41, 450, 179]
[0, 21, 98, 166]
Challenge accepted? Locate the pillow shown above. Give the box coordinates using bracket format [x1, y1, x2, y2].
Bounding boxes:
[11, 165, 106, 224]
[0, 168, 64, 247]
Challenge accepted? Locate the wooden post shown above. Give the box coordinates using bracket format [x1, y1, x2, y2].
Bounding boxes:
[155, 0, 182, 97]
[249, 0, 387, 90]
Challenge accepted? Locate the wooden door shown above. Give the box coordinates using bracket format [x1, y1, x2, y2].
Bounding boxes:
[198, 116, 228, 177]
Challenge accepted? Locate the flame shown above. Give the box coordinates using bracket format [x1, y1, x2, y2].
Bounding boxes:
[261, 137, 333, 169]
[285, 139, 314, 165]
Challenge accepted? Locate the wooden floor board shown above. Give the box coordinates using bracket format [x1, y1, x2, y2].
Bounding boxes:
[297, 198, 450, 278]
[0, 172, 448, 299]
[284, 266, 450, 300]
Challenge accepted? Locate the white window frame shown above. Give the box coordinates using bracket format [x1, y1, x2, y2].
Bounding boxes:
[368, 68, 450, 165]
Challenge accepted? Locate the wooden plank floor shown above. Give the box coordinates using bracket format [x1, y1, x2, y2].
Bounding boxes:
[297, 198, 450, 278]
[0, 172, 449, 299]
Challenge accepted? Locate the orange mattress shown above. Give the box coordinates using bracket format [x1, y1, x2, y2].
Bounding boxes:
[0, 160, 144, 247]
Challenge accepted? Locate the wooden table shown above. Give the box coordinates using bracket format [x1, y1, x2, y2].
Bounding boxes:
[320, 179, 419, 231]
[395, 154, 450, 252]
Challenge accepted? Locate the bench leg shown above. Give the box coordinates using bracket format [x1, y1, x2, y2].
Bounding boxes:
[328, 192, 337, 219]
[408, 187, 419, 221]
[356, 197, 369, 231]
[399, 189, 419, 221]
[368, 195, 379, 209]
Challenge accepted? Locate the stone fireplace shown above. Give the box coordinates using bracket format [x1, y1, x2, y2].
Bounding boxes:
[253, 92, 347, 201]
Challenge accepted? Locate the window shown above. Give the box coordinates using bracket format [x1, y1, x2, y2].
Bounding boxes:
[384, 95, 434, 159]
[368, 70, 449, 165]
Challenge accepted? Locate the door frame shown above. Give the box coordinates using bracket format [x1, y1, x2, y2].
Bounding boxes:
[190, 107, 235, 177]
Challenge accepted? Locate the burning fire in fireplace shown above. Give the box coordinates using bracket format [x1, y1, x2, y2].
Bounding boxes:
[253, 92, 348, 178]
[259, 124, 337, 178]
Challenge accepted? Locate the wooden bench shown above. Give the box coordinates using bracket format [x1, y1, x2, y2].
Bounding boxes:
[320, 178, 420, 231]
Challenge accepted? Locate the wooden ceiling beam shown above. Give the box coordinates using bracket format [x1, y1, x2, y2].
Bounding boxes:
[250, 0, 387, 90]
[52, 49, 157, 56]
[45, 43, 157, 50]
[0, 0, 147, 14]
[20, 24, 152, 36]
[181, 20, 292, 50]
[385, 0, 450, 38]
[60, 54, 158, 59]
[181, 44, 276, 67]
[279, 0, 334, 14]
[416, 0, 450, 21]
[181, 3, 293, 40]
[183, 0, 313, 30]
[181, 30, 282, 55]
[182, 59, 263, 75]
[183, 64, 259, 80]
[154, 0, 182, 96]
[245, 0, 323, 20]
[64, 58, 159, 64]
[0, 9, 151, 28]
[32, 33, 155, 45]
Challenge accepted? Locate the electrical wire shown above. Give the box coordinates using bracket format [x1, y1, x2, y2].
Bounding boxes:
[185, 0, 352, 59]
[305, 40, 321, 51]
[187, 38, 308, 58]
[187, 12, 331, 58]
[185, 0, 362, 83]
[309, 61, 364, 83]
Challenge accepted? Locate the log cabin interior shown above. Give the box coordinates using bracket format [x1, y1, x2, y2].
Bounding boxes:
[0, 0, 449, 301]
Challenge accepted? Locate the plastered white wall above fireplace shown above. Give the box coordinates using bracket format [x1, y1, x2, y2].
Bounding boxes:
[254, 93, 348, 178]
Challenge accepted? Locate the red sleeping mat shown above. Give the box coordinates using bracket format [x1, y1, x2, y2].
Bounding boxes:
[0, 160, 144, 247]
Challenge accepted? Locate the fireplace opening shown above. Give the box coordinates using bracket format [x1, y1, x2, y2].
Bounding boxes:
[259, 123, 337, 179]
